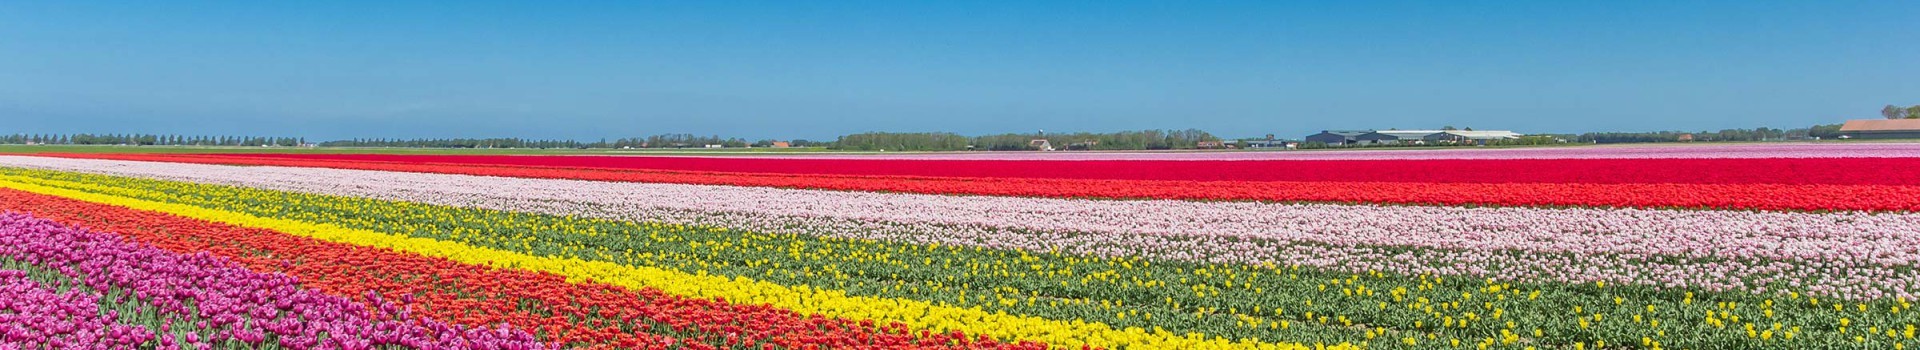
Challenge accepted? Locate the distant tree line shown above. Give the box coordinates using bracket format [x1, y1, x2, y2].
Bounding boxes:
[0, 122, 1871, 151]
[320, 134, 777, 149]
[1884, 105, 1920, 119]
[1296, 134, 1569, 149]
[1, 134, 306, 146]
[754, 139, 824, 147]
[1572, 125, 1841, 144]
[620, 134, 749, 148]
[6, 130, 1220, 151]
[831, 129, 1222, 151]
[320, 138, 596, 148]
[832, 132, 971, 151]
[974, 129, 1221, 151]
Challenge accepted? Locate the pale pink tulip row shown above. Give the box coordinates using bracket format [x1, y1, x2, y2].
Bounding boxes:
[4, 155, 1917, 300]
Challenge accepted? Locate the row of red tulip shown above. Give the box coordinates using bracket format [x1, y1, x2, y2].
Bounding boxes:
[203, 153, 1920, 185]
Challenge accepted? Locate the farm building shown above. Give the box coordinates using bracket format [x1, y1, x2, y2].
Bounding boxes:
[1242, 140, 1296, 149]
[1304, 130, 1371, 145]
[1323, 129, 1527, 146]
[1839, 119, 1920, 139]
[1310, 129, 1523, 146]
[1356, 130, 1448, 145]
[1434, 130, 1525, 144]
[1028, 139, 1055, 151]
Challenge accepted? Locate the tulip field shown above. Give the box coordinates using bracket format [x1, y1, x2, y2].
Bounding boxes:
[1, 144, 1919, 349]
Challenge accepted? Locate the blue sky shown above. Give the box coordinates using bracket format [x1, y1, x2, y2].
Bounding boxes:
[3, 1, 1916, 141]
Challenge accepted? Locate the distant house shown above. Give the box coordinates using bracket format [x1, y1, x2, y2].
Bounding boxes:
[1839, 119, 1920, 139]
[1304, 130, 1371, 146]
[1196, 141, 1225, 149]
[1028, 139, 1055, 151]
[1677, 133, 1695, 142]
[770, 141, 791, 148]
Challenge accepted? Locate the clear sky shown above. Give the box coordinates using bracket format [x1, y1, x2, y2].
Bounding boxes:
[3, 1, 1916, 141]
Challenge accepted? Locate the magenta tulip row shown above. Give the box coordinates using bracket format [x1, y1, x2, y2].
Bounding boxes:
[0, 269, 155, 347]
[0, 212, 553, 349]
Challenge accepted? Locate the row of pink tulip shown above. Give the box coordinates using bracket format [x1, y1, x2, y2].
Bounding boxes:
[0, 212, 553, 349]
[0, 269, 154, 347]
[6, 155, 1917, 300]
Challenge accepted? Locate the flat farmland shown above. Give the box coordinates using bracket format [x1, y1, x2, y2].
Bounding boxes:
[1, 143, 1917, 349]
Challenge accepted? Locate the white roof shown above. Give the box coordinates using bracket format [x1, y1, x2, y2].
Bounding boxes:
[1371, 130, 1445, 138]
[1440, 130, 1523, 139]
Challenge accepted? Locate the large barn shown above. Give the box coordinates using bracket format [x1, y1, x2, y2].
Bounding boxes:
[1304, 130, 1371, 145]
[1435, 130, 1525, 144]
[1346, 130, 1525, 145]
[1839, 119, 1920, 139]
[1355, 130, 1447, 145]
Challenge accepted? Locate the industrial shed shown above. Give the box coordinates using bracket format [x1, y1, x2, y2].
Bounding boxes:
[1356, 130, 1447, 145]
[1435, 130, 1524, 144]
[1304, 130, 1371, 145]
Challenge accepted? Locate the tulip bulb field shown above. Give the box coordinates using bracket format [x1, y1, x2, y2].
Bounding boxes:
[3, 143, 1920, 350]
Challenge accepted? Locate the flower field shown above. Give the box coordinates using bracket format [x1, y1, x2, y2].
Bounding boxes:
[28, 152, 1920, 211]
[0, 145, 1917, 349]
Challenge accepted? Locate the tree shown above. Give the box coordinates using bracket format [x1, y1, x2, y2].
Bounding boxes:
[1808, 123, 1843, 139]
[1908, 105, 1920, 119]
[1887, 105, 1910, 120]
